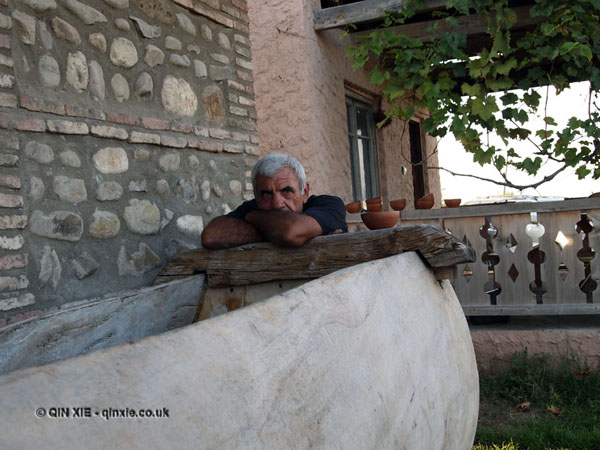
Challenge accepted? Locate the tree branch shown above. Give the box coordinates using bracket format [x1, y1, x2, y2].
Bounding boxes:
[428, 163, 571, 191]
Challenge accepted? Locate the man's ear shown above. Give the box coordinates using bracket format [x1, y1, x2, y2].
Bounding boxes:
[303, 182, 310, 202]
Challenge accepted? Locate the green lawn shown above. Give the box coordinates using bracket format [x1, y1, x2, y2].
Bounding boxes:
[474, 350, 600, 450]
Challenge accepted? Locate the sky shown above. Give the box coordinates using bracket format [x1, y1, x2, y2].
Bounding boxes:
[437, 82, 600, 202]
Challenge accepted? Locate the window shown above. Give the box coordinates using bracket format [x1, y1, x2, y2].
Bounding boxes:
[346, 91, 379, 201]
[409, 120, 425, 205]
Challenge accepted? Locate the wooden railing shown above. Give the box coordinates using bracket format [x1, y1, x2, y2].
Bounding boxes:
[396, 198, 600, 316]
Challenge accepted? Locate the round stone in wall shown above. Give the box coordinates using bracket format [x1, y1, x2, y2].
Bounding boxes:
[39, 55, 60, 88]
[104, 0, 129, 8]
[176, 13, 196, 36]
[156, 179, 170, 196]
[176, 178, 198, 204]
[89, 33, 107, 53]
[115, 18, 130, 31]
[165, 36, 182, 51]
[51, 17, 81, 45]
[93, 147, 128, 174]
[111, 73, 130, 102]
[39, 21, 54, 50]
[176, 215, 204, 238]
[29, 176, 45, 200]
[201, 24, 212, 41]
[25, 141, 54, 164]
[187, 155, 199, 169]
[53, 176, 87, 204]
[161, 75, 197, 117]
[135, 72, 153, 98]
[144, 44, 164, 67]
[217, 32, 230, 50]
[134, 148, 150, 162]
[124, 199, 160, 234]
[202, 85, 225, 123]
[96, 181, 123, 201]
[193, 60, 207, 78]
[109, 37, 138, 68]
[201, 179, 210, 201]
[24, 0, 58, 12]
[158, 153, 180, 172]
[30, 210, 83, 241]
[59, 150, 81, 168]
[89, 60, 106, 100]
[66, 51, 89, 92]
[229, 180, 242, 196]
[89, 209, 120, 239]
[12, 10, 36, 45]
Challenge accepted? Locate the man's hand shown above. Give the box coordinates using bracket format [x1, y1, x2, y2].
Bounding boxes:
[201, 216, 264, 249]
[245, 210, 322, 247]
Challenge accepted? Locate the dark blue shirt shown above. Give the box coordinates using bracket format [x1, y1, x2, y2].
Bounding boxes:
[227, 195, 348, 235]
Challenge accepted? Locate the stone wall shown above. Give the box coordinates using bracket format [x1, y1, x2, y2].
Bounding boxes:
[0, 0, 257, 324]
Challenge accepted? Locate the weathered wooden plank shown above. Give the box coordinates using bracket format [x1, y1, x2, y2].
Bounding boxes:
[463, 303, 600, 316]
[401, 198, 600, 221]
[351, 4, 539, 40]
[313, 0, 446, 30]
[155, 224, 475, 287]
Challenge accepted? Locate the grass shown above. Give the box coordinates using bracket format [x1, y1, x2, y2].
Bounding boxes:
[474, 350, 600, 450]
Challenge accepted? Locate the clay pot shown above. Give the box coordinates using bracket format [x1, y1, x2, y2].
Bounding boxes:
[345, 201, 361, 214]
[389, 199, 406, 211]
[416, 193, 434, 209]
[444, 198, 462, 208]
[361, 211, 399, 230]
[365, 196, 381, 204]
[366, 203, 382, 212]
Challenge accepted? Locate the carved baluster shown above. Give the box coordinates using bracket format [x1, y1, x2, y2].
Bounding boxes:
[576, 214, 597, 303]
[526, 212, 547, 304]
[479, 216, 501, 305]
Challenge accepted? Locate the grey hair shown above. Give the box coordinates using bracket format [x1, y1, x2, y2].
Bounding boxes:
[251, 153, 306, 195]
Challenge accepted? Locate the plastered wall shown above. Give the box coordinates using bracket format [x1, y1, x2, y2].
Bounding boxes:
[247, 0, 441, 207]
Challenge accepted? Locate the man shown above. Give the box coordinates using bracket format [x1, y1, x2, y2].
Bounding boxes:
[201, 153, 347, 249]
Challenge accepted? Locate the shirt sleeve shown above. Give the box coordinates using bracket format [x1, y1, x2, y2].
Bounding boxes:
[302, 195, 348, 235]
[226, 199, 258, 220]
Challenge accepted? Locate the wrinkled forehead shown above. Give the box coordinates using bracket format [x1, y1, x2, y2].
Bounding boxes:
[256, 167, 301, 190]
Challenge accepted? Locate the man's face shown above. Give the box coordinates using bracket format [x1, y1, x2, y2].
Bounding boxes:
[255, 167, 309, 213]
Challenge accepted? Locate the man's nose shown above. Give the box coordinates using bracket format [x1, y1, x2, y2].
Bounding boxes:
[273, 193, 286, 209]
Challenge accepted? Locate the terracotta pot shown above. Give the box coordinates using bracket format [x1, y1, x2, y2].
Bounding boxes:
[365, 196, 381, 204]
[416, 193, 434, 209]
[361, 211, 399, 230]
[389, 199, 406, 211]
[345, 201, 361, 214]
[444, 198, 462, 208]
[366, 203, 382, 212]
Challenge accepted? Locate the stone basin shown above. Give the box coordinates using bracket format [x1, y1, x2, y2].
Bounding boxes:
[0, 252, 478, 449]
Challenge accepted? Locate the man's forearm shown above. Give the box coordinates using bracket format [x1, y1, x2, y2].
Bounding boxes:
[201, 216, 264, 249]
[244, 210, 322, 247]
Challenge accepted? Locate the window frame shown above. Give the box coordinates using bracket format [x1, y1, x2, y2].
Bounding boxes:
[345, 89, 380, 202]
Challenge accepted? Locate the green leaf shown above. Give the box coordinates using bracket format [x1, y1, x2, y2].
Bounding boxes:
[500, 92, 519, 105]
[370, 71, 385, 85]
[576, 165, 592, 178]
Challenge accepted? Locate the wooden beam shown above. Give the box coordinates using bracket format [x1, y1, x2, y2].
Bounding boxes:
[155, 224, 475, 287]
[464, 303, 600, 316]
[401, 197, 600, 221]
[313, 0, 446, 31]
[351, 4, 540, 41]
